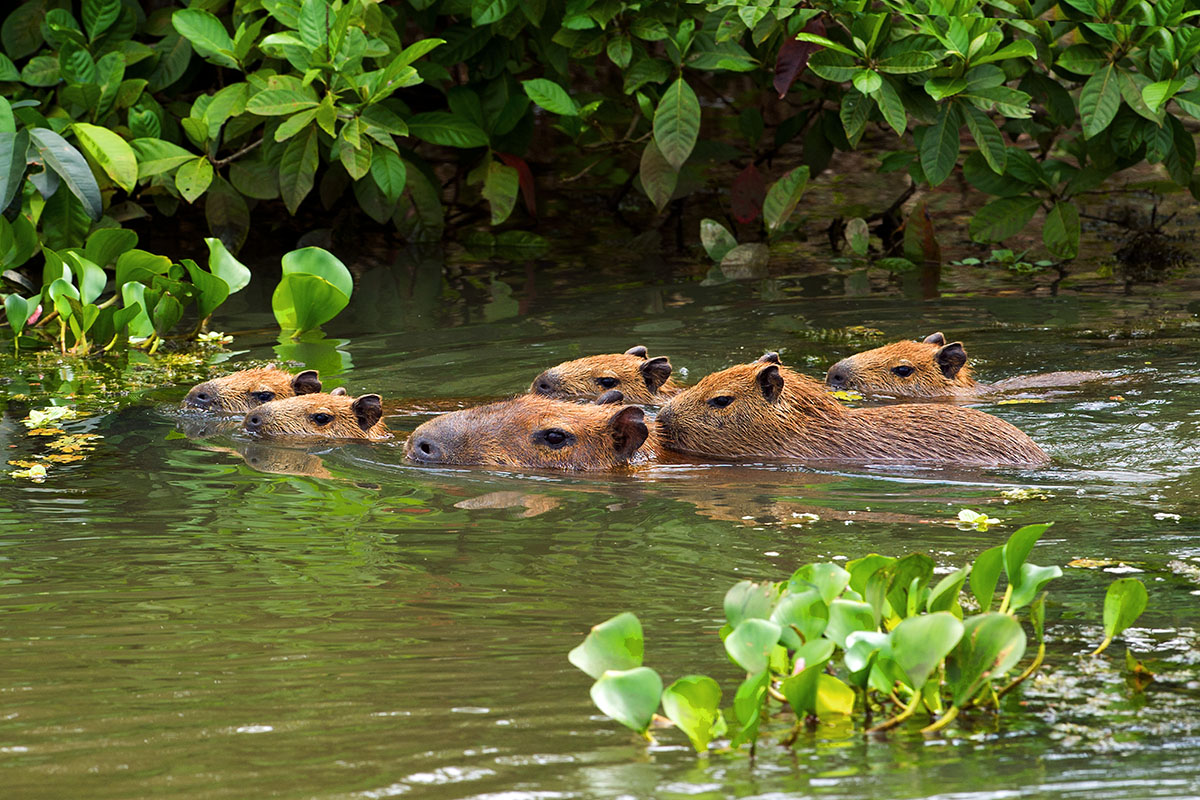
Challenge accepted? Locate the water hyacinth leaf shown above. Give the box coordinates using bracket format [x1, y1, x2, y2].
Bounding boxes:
[723, 580, 775, 628]
[825, 599, 877, 648]
[5, 294, 32, 335]
[848, 554, 894, 594]
[29, 128, 102, 221]
[763, 165, 809, 235]
[184, 258, 230, 320]
[947, 612, 1026, 707]
[970, 545, 1004, 611]
[568, 612, 643, 680]
[589, 666, 662, 734]
[64, 253, 107, 305]
[780, 661, 821, 716]
[816, 674, 855, 716]
[84, 228, 137, 268]
[115, 248, 171, 286]
[1080, 64, 1120, 138]
[1009, 563, 1062, 613]
[969, 196, 1041, 243]
[120, 282, 155, 337]
[175, 156, 214, 203]
[724, 618, 781, 674]
[272, 273, 349, 333]
[890, 612, 963, 690]
[789, 562, 850, 606]
[730, 669, 768, 747]
[699, 218, 737, 262]
[1094, 577, 1148, 655]
[48, 277, 80, 318]
[150, 291, 182, 337]
[172, 8, 239, 69]
[771, 588, 828, 648]
[1002, 523, 1053, 585]
[1043, 202, 1080, 260]
[660, 675, 722, 752]
[639, 139, 677, 212]
[653, 78, 700, 170]
[521, 78, 578, 116]
[843, 630, 889, 687]
[72, 123, 138, 194]
[926, 566, 970, 615]
[282, 246, 353, 298]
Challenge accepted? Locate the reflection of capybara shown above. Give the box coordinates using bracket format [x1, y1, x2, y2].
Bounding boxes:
[530, 345, 680, 403]
[826, 332, 1105, 398]
[406, 391, 656, 469]
[183, 367, 322, 413]
[657, 353, 1049, 466]
[243, 390, 391, 441]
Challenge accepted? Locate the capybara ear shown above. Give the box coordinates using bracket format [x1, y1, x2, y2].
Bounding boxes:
[596, 389, 626, 405]
[352, 394, 383, 431]
[330, 387, 348, 396]
[624, 345, 649, 358]
[607, 406, 648, 459]
[640, 356, 672, 392]
[923, 332, 947, 346]
[935, 342, 967, 378]
[758, 351, 781, 364]
[757, 364, 784, 402]
[292, 370, 322, 395]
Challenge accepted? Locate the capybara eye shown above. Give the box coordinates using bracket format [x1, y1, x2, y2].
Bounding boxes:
[891, 365, 915, 378]
[534, 428, 575, 449]
[254, 391, 276, 402]
[310, 413, 334, 426]
[707, 395, 735, 409]
[597, 377, 619, 389]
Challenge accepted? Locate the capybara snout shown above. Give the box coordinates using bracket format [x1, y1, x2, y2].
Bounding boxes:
[183, 367, 323, 413]
[825, 332, 971, 397]
[242, 390, 390, 441]
[530, 345, 679, 403]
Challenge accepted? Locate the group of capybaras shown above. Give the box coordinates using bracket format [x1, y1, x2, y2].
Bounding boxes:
[180, 333, 1109, 470]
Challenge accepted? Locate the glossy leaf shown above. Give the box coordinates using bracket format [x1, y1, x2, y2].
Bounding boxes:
[660, 675, 722, 752]
[203, 237, 251, 294]
[4, 294, 32, 336]
[771, 588, 828, 649]
[0, 129, 28, 212]
[946, 613, 1026, 707]
[482, 161, 519, 225]
[84, 228, 137, 269]
[700, 218, 738, 262]
[1043, 202, 1080, 260]
[29, 128, 102, 221]
[970, 546, 1004, 612]
[131, 138, 195, 178]
[962, 105, 1006, 175]
[919, 103, 961, 187]
[73, 123, 137, 193]
[272, 273, 349, 334]
[763, 165, 809, 235]
[1002, 523, 1053, 585]
[173, 8, 238, 69]
[281, 246, 353, 298]
[83, 0, 121, 41]
[724, 618, 781, 674]
[825, 599, 876, 648]
[969, 196, 1041, 243]
[279, 126, 319, 214]
[175, 157, 214, 203]
[789, 562, 850, 606]
[1096, 578, 1148, 654]
[1009, 563, 1062, 613]
[589, 667, 662, 734]
[1080, 64, 1120, 138]
[890, 612, 963, 690]
[816, 674, 855, 715]
[184, 258, 230, 321]
[653, 78, 700, 170]
[407, 112, 489, 148]
[521, 78, 578, 116]
[639, 139, 677, 212]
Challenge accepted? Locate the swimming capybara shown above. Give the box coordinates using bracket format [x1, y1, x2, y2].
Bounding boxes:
[183, 367, 322, 413]
[406, 391, 656, 470]
[243, 389, 391, 441]
[826, 332, 1105, 399]
[657, 353, 1049, 466]
[529, 345, 680, 403]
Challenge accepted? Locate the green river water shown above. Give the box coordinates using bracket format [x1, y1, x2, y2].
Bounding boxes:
[3, 249, 1200, 799]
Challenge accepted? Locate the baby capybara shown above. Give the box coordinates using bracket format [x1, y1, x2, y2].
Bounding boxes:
[243, 390, 391, 441]
[530, 345, 680, 403]
[183, 367, 322, 413]
[657, 353, 1048, 466]
[406, 391, 655, 470]
[826, 332, 1104, 398]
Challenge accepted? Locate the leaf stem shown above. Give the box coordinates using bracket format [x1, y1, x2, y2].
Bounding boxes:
[920, 704, 959, 735]
[997, 584, 1013, 615]
[865, 688, 922, 733]
[1091, 635, 1113, 656]
[999, 642, 1045, 698]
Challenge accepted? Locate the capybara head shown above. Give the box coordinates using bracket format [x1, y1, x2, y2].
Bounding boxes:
[183, 367, 323, 413]
[656, 353, 835, 458]
[825, 332, 972, 397]
[406, 393, 651, 470]
[530, 345, 678, 403]
[242, 389, 391, 441]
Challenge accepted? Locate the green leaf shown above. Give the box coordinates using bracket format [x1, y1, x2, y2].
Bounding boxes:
[130, 138, 195, 179]
[877, 50, 939, 74]
[407, 112, 490, 148]
[21, 55, 60, 86]
[472, 0, 515, 26]
[700, 218, 737, 262]
[1080, 64, 1121, 139]
[762, 165, 809, 235]
[946, 613, 1026, 707]
[521, 78, 579, 116]
[724, 618, 781, 674]
[653, 78, 701, 171]
[780, 660, 823, 716]
[183, 258, 229, 320]
[660, 675, 722, 753]
[639, 139, 676, 212]
[969, 196, 1041, 243]
[482, 160, 519, 225]
[1056, 44, 1106, 76]
[962, 105, 1006, 175]
[1043, 202, 1080, 259]
[852, 68, 882, 95]
[272, 273, 349, 333]
[794, 30, 858, 58]
[172, 8, 238, 69]
[72, 123, 138, 194]
[204, 237, 251, 294]
[816, 673, 855, 715]
[890, 612, 963, 691]
[115, 248, 171, 287]
[872, 77, 907, 137]
[275, 111, 317, 142]
[1009, 563, 1062, 613]
[2, 1, 47, 60]
[771, 589, 828, 649]
[926, 566, 969, 616]
[1002, 523, 1053, 585]
[338, 134, 372, 181]
[82, 0, 121, 41]
[369, 147, 407, 204]
[246, 89, 319, 116]
[282, 246, 352, 298]
[5, 294, 32, 336]
[825, 599, 877, 648]
[63, 252, 106, 304]
[298, 0, 329, 49]
[279, 125, 319, 215]
[29, 128, 102, 221]
[723, 580, 775, 628]
[1100, 577, 1148, 650]
[590, 667, 662, 734]
[970, 545, 1004, 611]
[0, 130, 29, 212]
[150, 292, 184, 337]
[568, 612, 643, 680]
[175, 156, 213, 203]
[84, 227, 137, 269]
[919, 103, 961, 186]
[789, 562, 850, 606]
[973, 39, 1036, 66]
[607, 34, 632, 69]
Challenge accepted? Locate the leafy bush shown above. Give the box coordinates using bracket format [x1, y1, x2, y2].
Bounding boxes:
[570, 523, 1150, 749]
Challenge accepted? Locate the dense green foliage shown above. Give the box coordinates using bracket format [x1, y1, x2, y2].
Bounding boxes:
[2, 0, 1200, 349]
[570, 522, 1150, 749]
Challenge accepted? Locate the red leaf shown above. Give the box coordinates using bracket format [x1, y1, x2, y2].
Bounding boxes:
[496, 152, 536, 218]
[774, 18, 825, 99]
[731, 163, 766, 224]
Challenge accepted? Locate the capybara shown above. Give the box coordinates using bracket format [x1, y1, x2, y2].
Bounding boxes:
[826, 332, 1106, 398]
[243, 389, 391, 441]
[406, 391, 656, 470]
[530, 345, 680, 403]
[183, 367, 322, 413]
[657, 353, 1049, 466]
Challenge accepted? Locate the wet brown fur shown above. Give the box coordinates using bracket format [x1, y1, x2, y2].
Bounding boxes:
[658, 355, 1048, 466]
[827, 333, 1107, 399]
[406, 394, 659, 470]
[183, 367, 322, 413]
[243, 392, 391, 441]
[530, 345, 681, 404]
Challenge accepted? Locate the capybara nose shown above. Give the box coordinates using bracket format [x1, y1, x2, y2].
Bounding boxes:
[244, 413, 263, 432]
[408, 436, 441, 462]
[532, 372, 557, 396]
[826, 366, 847, 388]
[185, 390, 212, 409]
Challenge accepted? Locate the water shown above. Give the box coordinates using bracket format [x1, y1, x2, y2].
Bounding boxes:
[3, 249, 1200, 799]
